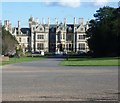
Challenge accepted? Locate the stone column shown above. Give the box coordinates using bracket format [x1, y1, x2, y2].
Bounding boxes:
[73, 17, 77, 52]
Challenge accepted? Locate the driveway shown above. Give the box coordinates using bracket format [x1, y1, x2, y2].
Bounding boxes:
[2, 58, 118, 101]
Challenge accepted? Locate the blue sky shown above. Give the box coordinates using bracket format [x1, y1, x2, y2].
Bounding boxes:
[2, 1, 119, 27]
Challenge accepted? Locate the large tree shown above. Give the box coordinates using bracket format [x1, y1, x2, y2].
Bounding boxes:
[0, 21, 2, 55]
[2, 27, 18, 55]
[86, 6, 119, 57]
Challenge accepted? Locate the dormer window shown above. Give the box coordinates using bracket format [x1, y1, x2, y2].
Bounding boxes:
[40, 27, 42, 31]
[26, 31, 29, 35]
[60, 27, 63, 30]
[81, 28, 83, 31]
[68, 26, 72, 31]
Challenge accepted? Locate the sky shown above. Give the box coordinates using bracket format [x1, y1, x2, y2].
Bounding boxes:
[1, 1, 119, 27]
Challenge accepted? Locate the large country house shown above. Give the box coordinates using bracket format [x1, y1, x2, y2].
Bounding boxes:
[4, 17, 89, 54]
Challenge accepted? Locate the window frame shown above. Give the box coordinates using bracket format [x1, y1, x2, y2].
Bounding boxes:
[37, 43, 44, 50]
[19, 37, 21, 42]
[78, 43, 85, 50]
[37, 34, 44, 39]
[78, 35, 85, 40]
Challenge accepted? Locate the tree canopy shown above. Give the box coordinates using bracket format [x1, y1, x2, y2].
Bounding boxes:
[86, 6, 120, 57]
[2, 27, 18, 55]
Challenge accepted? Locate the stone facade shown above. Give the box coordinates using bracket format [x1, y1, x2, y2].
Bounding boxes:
[4, 17, 89, 54]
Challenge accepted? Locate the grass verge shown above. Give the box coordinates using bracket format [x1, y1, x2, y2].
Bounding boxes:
[1, 56, 45, 66]
[60, 57, 120, 66]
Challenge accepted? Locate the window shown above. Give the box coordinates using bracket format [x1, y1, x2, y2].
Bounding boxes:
[19, 37, 21, 42]
[81, 28, 83, 31]
[37, 35, 44, 39]
[40, 28, 42, 31]
[68, 26, 72, 31]
[33, 27, 35, 31]
[66, 44, 72, 50]
[37, 43, 44, 50]
[69, 44, 72, 50]
[27, 37, 29, 42]
[66, 44, 69, 50]
[78, 43, 85, 50]
[79, 35, 85, 39]
[66, 34, 72, 41]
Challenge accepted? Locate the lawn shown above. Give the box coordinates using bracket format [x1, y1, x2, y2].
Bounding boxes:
[1, 56, 45, 66]
[60, 57, 120, 66]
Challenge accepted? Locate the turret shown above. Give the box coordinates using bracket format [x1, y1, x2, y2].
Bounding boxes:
[28, 16, 34, 28]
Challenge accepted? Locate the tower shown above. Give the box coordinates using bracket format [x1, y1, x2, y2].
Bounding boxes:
[28, 16, 34, 28]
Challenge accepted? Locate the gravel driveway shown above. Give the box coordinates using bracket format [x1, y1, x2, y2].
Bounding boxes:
[2, 58, 118, 101]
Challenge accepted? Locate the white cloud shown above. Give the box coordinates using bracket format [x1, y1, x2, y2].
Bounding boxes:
[42, 0, 111, 8]
[2, 0, 118, 7]
[43, 0, 81, 8]
[58, 0, 81, 8]
[92, 0, 108, 6]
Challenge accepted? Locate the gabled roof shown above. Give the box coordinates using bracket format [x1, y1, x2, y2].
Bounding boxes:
[49, 24, 57, 33]
[16, 28, 31, 36]
[21, 28, 31, 35]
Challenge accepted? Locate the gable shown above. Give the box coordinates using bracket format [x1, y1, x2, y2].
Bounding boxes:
[36, 24, 44, 32]
[56, 23, 65, 32]
[77, 24, 85, 33]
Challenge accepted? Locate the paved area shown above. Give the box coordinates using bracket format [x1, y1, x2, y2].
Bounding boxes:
[2, 58, 118, 101]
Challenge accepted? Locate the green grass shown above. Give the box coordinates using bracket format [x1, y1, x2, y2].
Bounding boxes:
[60, 57, 120, 66]
[1, 56, 45, 66]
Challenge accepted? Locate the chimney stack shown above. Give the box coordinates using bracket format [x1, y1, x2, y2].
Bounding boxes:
[79, 18, 84, 25]
[8, 20, 10, 26]
[42, 18, 45, 24]
[4, 20, 7, 26]
[18, 20, 20, 34]
[64, 18, 66, 25]
[18, 20, 20, 28]
[74, 17, 76, 25]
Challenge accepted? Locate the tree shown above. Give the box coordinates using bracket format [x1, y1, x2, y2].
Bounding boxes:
[2, 26, 18, 56]
[86, 6, 119, 57]
[0, 21, 2, 55]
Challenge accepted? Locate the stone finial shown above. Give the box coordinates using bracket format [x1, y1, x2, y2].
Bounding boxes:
[48, 17, 50, 25]
[55, 18, 58, 25]
[64, 18, 66, 24]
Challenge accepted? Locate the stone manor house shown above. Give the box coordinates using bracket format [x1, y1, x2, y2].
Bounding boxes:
[4, 17, 89, 54]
